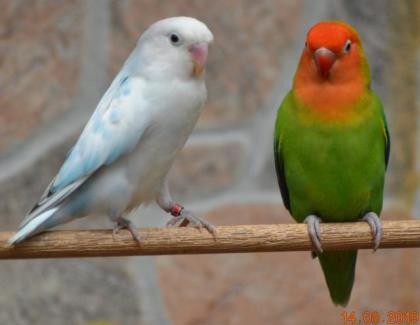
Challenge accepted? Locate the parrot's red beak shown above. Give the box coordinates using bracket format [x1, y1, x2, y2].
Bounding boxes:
[189, 42, 208, 78]
[314, 47, 336, 78]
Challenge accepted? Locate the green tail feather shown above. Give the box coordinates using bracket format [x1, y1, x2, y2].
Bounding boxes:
[318, 250, 357, 306]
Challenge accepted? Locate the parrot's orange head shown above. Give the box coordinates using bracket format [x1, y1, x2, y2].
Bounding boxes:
[304, 21, 365, 80]
[294, 21, 371, 119]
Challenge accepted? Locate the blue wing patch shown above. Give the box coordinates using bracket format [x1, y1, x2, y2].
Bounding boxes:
[50, 76, 144, 193]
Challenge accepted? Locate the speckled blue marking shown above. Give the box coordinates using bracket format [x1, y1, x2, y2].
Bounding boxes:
[122, 85, 131, 96]
[110, 108, 121, 124]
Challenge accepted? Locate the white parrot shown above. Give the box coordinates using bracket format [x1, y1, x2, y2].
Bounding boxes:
[10, 16, 215, 245]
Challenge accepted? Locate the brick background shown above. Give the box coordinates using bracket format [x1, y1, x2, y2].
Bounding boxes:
[0, 1, 418, 324]
[0, 0, 83, 151]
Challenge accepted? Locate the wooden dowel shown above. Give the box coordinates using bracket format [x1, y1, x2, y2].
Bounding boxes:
[1, 220, 420, 259]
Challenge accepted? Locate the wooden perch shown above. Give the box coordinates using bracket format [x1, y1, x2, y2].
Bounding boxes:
[1, 220, 420, 259]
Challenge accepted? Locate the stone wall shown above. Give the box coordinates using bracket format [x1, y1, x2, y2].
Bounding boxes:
[0, 1, 418, 324]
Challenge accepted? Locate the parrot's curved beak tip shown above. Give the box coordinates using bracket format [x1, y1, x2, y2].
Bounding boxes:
[189, 43, 209, 78]
[314, 47, 336, 78]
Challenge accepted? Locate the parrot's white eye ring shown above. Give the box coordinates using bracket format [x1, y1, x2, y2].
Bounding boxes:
[343, 39, 352, 54]
[169, 33, 182, 46]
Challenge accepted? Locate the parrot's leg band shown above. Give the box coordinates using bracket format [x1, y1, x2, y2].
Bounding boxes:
[155, 182, 216, 235]
[170, 203, 184, 217]
[166, 210, 216, 235]
[362, 212, 382, 252]
[112, 216, 141, 243]
[304, 214, 323, 253]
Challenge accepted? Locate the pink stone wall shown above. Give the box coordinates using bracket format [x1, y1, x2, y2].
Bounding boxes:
[0, 1, 418, 324]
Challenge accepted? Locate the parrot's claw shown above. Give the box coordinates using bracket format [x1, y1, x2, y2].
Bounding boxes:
[304, 214, 323, 253]
[113, 217, 141, 243]
[167, 209, 216, 236]
[362, 212, 382, 252]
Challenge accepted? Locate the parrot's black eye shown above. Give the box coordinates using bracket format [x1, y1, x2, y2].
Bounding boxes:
[343, 40, 352, 53]
[169, 33, 182, 46]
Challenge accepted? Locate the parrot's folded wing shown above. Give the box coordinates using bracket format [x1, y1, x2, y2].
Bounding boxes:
[380, 104, 391, 169]
[274, 132, 290, 211]
[372, 94, 390, 170]
[19, 76, 150, 229]
[274, 92, 292, 211]
[273, 95, 291, 212]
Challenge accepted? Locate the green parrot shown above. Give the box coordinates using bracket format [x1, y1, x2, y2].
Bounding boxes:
[273, 21, 390, 306]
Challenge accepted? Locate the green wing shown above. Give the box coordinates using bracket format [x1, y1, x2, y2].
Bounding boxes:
[382, 107, 391, 169]
[273, 134, 290, 211]
[273, 93, 291, 211]
[373, 93, 390, 169]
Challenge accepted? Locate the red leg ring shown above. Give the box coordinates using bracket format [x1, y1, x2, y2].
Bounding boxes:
[170, 203, 184, 217]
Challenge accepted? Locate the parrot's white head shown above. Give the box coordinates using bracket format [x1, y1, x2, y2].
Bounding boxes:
[135, 17, 213, 81]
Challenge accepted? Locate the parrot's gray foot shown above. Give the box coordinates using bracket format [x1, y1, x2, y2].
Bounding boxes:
[167, 207, 216, 235]
[113, 217, 141, 242]
[304, 214, 323, 253]
[362, 212, 382, 251]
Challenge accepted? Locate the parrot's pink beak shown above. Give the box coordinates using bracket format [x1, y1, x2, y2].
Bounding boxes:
[189, 42, 208, 78]
[314, 47, 336, 78]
